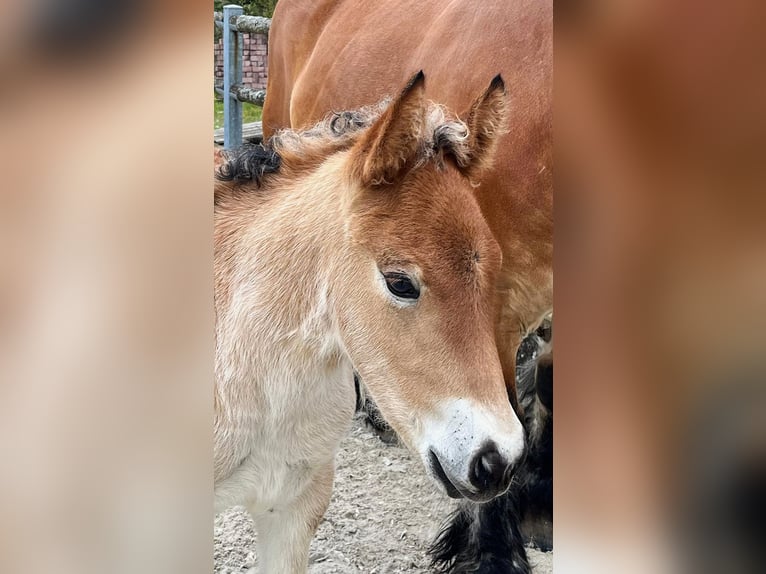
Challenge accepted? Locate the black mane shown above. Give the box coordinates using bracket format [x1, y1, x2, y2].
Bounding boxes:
[216, 142, 281, 185]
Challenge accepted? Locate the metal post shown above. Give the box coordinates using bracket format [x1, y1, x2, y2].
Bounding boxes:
[223, 5, 243, 149]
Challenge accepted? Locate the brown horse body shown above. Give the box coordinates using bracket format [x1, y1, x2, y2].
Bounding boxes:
[264, 0, 553, 400]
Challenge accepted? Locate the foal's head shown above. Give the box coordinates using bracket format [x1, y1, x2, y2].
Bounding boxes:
[335, 72, 524, 502]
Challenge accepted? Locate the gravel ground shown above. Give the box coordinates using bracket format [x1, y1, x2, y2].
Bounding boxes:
[214, 418, 553, 573]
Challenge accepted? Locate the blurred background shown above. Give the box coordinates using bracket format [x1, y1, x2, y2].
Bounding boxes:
[0, 0, 762, 572]
[555, 1, 765, 572]
[0, 1, 212, 573]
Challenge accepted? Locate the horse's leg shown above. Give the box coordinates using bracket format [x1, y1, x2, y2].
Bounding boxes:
[250, 461, 334, 574]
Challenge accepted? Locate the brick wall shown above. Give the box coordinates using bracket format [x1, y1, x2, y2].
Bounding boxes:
[214, 33, 269, 90]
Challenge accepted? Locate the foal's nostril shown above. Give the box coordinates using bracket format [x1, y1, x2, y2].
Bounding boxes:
[469, 442, 513, 494]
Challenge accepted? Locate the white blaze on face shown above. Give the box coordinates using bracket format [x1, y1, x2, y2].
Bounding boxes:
[417, 398, 525, 499]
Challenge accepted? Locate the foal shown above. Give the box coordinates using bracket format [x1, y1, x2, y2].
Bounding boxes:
[214, 73, 525, 573]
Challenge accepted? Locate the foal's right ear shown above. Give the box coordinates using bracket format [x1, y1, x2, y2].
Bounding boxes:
[349, 71, 427, 186]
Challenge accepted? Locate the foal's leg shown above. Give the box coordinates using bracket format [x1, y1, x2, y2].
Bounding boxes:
[250, 461, 334, 574]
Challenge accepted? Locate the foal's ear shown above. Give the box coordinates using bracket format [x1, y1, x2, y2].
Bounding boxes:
[349, 71, 427, 186]
[459, 75, 509, 181]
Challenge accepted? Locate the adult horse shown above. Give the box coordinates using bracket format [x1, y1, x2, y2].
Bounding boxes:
[263, 0, 553, 412]
[215, 74, 526, 572]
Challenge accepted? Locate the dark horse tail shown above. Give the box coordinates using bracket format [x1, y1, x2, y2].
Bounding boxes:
[430, 492, 532, 573]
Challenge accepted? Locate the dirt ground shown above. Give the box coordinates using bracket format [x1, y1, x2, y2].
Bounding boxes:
[214, 416, 552, 573]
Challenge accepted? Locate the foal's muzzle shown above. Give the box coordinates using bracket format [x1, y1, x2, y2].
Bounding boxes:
[429, 441, 517, 502]
[419, 398, 526, 502]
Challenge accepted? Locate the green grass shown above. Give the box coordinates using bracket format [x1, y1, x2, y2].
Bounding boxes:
[214, 98, 263, 130]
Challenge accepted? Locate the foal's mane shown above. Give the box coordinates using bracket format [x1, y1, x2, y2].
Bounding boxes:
[215, 98, 470, 203]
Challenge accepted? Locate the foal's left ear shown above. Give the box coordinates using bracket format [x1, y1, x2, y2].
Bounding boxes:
[349, 71, 427, 187]
[458, 74, 509, 182]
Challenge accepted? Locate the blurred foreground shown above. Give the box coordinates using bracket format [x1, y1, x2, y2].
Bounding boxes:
[556, 1, 765, 573]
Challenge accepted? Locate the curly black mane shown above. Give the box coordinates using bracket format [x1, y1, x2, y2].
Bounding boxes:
[216, 142, 281, 185]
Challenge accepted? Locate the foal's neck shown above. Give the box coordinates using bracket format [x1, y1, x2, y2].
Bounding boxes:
[232, 155, 351, 352]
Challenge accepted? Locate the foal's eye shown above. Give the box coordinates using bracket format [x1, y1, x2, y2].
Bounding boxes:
[384, 273, 420, 300]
